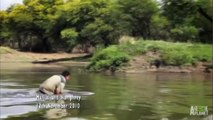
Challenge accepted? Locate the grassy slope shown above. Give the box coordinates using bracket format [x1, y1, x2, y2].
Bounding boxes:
[0, 46, 16, 54]
[87, 40, 212, 71]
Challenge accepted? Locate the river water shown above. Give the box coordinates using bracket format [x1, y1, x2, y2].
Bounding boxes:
[0, 62, 212, 120]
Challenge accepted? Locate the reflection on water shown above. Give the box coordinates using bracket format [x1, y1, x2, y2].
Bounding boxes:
[0, 63, 212, 120]
[0, 106, 37, 119]
[43, 100, 68, 119]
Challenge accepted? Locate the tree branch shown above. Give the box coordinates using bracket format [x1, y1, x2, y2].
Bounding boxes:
[198, 6, 212, 23]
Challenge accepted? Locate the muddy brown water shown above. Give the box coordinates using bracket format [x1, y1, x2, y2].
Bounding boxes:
[0, 63, 212, 120]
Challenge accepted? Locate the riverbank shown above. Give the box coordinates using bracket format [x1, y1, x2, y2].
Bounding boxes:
[0, 46, 89, 63]
[118, 55, 211, 73]
[87, 40, 212, 73]
[1, 44, 212, 74]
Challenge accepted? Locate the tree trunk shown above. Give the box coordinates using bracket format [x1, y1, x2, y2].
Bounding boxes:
[37, 34, 51, 53]
[42, 37, 51, 52]
[103, 36, 110, 47]
[17, 34, 22, 49]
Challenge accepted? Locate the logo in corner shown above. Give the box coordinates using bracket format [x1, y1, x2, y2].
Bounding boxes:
[190, 106, 208, 116]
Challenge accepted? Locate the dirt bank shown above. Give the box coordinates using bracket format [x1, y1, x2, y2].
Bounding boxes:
[0, 50, 88, 63]
[118, 55, 212, 74]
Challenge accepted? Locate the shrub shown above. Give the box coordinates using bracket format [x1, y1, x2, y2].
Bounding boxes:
[87, 46, 130, 71]
[162, 50, 193, 65]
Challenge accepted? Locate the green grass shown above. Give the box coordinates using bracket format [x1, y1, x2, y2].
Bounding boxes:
[0, 46, 15, 54]
[87, 39, 212, 71]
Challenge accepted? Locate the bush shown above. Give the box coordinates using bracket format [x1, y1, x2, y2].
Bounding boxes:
[163, 50, 193, 65]
[87, 46, 130, 71]
[61, 28, 78, 48]
[188, 44, 212, 62]
[118, 42, 147, 55]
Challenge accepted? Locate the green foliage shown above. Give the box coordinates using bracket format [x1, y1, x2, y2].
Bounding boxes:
[88, 39, 212, 71]
[0, 0, 212, 52]
[55, 0, 118, 47]
[117, 0, 159, 38]
[118, 42, 147, 55]
[162, 0, 197, 25]
[163, 50, 193, 65]
[87, 46, 130, 71]
[171, 25, 199, 42]
[140, 41, 211, 65]
[162, 0, 212, 43]
[187, 44, 212, 62]
[150, 14, 170, 39]
[61, 28, 78, 47]
[0, 0, 65, 52]
[81, 18, 113, 46]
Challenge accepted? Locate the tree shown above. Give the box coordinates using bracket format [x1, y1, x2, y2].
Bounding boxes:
[0, 11, 10, 45]
[56, 0, 119, 48]
[150, 12, 170, 40]
[162, 0, 212, 43]
[61, 28, 78, 50]
[81, 18, 113, 47]
[0, 0, 211, 52]
[194, 0, 212, 43]
[21, 0, 56, 52]
[117, 0, 159, 39]
[0, 5, 34, 48]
